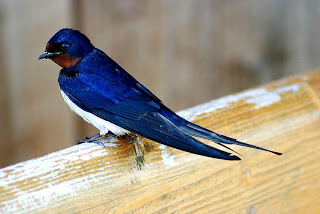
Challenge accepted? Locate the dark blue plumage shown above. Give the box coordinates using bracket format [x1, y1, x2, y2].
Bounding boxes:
[39, 28, 281, 160]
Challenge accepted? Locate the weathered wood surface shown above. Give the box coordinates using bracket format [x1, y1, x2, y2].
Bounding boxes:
[1, 70, 320, 213]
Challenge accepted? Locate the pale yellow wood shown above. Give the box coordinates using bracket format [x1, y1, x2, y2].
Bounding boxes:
[1, 70, 320, 213]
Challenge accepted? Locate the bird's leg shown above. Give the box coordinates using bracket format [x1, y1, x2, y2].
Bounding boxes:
[76, 132, 118, 147]
[75, 133, 106, 147]
[128, 135, 145, 170]
[104, 132, 117, 141]
[76, 133, 102, 144]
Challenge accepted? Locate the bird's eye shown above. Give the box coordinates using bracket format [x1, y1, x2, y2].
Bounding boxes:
[60, 43, 70, 50]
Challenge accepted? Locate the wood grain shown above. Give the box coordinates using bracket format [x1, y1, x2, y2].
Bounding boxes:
[1, 70, 320, 213]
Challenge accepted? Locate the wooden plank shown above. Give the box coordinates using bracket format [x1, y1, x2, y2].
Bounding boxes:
[1, 70, 320, 213]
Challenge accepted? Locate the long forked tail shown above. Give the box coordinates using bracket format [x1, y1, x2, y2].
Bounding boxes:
[123, 111, 242, 160]
[214, 132, 282, 155]
[161, 108, 282, 155]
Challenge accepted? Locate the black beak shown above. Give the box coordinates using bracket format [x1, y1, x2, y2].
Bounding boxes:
[38, 52, 61, 60]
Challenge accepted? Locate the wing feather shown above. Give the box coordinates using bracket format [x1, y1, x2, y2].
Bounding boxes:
[59, 72, 239, 160]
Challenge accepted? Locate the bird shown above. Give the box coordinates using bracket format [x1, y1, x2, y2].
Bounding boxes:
[38, 28, 281, 160]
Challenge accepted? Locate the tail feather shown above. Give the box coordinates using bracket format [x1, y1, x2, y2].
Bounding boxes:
[161, 108, 282, 156]
[120, 110, 241, 160]
[216, 142, 243, 156]
[215, 133, 282, 155]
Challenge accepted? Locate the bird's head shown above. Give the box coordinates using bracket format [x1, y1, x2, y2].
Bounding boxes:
[38, 28, 94, 68]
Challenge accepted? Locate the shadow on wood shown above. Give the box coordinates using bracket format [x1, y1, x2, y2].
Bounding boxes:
[1, 70, 320, 213]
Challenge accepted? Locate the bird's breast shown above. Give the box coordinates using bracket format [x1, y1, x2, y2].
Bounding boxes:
[60, 90, 130, 136]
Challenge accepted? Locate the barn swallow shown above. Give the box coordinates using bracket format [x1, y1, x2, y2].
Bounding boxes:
[39, 28, 281, 160]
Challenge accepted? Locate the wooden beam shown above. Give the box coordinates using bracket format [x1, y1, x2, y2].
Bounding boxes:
[1, 70, 320, 213]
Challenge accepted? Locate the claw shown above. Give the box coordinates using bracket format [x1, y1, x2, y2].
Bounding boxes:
[75, 133, 102, 145]
[92, 141, 105, 147]
[75, 132, 118, 147]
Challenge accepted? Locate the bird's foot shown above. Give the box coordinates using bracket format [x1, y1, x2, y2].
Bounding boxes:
[76, 133, 102, 144]
[76, 132, 118, 147]
[75, 133, 107, 147]
[128, 135, 145, 170]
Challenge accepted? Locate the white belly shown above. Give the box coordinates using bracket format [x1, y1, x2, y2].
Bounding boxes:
[60, 90, 130, 136]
